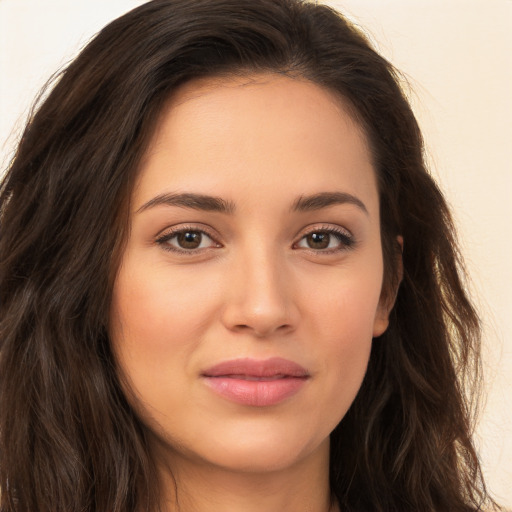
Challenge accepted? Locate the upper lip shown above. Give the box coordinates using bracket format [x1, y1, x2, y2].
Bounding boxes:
[202, 357, 309, 378]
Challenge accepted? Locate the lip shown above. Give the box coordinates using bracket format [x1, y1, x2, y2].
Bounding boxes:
[201, 357, 310, 407]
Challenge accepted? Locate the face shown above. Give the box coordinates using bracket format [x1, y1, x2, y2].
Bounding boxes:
[110, 74, 391, 476]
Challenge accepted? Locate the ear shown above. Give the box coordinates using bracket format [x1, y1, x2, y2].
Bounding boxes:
[373, 236, 403, 338]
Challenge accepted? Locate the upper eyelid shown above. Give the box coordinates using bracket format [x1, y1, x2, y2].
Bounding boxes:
[155, 223, 219, 240]
[155, 226, 221, 255]
[292, 225, 355, 253]
[154, 226, 222, 254]
[294, 223, 353, 240]
[156, 223, 351, 235]
[154, 223, 353, 246]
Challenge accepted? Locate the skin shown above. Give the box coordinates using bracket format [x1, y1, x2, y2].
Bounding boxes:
[110, 73, 395, 512]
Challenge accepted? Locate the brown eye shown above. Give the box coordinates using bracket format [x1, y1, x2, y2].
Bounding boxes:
[176, 231, 203, 249]
[296, 228, 354, 252]
[305, 232, 330, 249]
[156, 228, 219, 253]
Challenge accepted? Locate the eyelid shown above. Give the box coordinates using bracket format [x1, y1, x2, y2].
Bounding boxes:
[298, 223, 353, 238]
[154, 222, 355, 255]
[293, 224, 355, 252]
[155, 224, 222, 253]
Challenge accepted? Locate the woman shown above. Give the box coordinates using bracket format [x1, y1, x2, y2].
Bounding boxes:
[0, 0, 501, 511]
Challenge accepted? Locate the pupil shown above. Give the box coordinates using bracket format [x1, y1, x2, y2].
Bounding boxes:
[178, 231, 202, 249]
[307, 232, 329, 249]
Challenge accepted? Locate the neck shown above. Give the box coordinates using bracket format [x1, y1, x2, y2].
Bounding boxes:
[153, 438, 338, 512]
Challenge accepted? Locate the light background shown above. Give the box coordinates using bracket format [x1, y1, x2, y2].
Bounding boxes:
[0, 0, 510, 506]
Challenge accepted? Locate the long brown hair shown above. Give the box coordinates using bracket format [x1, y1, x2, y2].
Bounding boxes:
[0, 1, 498, 510]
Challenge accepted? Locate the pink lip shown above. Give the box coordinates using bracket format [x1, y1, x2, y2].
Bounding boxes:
[201, 357, 309, 407]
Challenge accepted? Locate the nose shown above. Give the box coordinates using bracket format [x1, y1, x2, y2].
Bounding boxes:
[220, 248, 299, 338]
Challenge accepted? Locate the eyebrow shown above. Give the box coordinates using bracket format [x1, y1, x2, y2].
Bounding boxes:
[136, 192, 236, 214]
[136, 190, 368, 216]
[292, 192, 368, 215]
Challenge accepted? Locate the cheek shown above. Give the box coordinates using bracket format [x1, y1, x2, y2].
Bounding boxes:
[108, 264, 217, 400]
[303, 257, 384, 343]
[111, 263, 217, 347]
[300, 265, 382, 406]
[108, 269, 209, 426]
[315, 290, 375, 383]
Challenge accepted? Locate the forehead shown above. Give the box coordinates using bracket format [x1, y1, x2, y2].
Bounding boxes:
[166, 73, 347, 114]
[153, 73, 366, 147]
[135, 73, 378, 216]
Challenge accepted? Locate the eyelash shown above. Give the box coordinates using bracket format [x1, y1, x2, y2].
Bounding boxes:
[155, 225, 355, 255]
[295, 225, 355, 254]
[155, 225, 221, 254]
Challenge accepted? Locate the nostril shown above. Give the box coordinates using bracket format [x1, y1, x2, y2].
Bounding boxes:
[231, 322, 293, 337]
[220, 277, 299, 336]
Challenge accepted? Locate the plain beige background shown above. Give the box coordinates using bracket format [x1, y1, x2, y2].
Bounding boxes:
[1, 0, 510, 506]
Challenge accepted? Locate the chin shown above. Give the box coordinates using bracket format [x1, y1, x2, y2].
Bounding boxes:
[150, 416, 333, 475]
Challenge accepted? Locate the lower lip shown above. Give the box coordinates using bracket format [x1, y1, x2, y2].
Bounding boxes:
[203, 376, 307, 406]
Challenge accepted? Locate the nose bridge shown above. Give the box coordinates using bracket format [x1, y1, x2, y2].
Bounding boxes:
[222, 240, 296, 336]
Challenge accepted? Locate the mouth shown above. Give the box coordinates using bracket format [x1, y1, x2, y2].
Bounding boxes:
[219, 374, 294, 381]
[201, 357, 310, 407]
